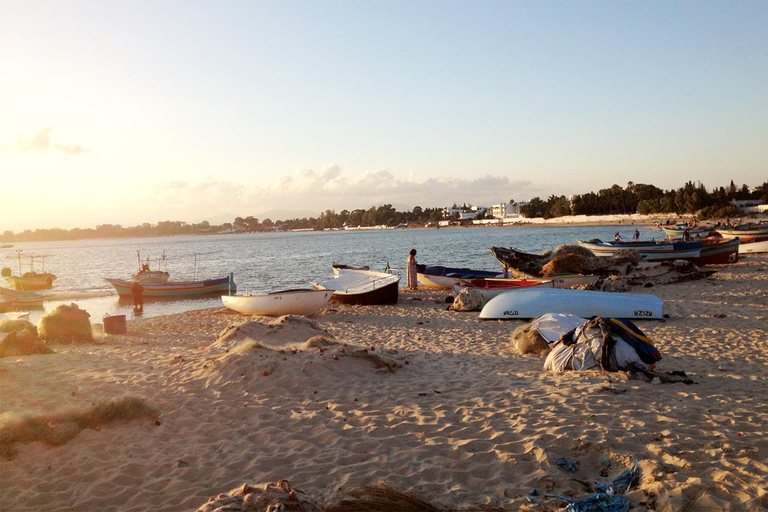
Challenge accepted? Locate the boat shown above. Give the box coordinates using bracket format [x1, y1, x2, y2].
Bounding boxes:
[577, 239, 702, 261]
[661, 225, 714, 239]
[416, 265, 504, 289]
[2, 252, 57, 290]
[312, 268, 400, 305]
[0, 287, 44, 308]
[482, 274, 599, 289]
[104, 275, 235, 297]
[716, 223, 768, 244]
[1, 243, 13, 249]
[332, 264, 371, 275]
[479, 288, 664, 320]
[0, 311, 30, 321]
[738, 239, 768, 254]
[222, 289, 333, 316]
[695, 237, 739, 265]
[454, 278, 554, 301]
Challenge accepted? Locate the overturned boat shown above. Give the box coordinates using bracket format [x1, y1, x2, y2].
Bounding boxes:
[479, 288, 664, 320]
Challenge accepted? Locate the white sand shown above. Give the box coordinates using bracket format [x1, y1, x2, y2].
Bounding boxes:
[1, 255, 767, 510]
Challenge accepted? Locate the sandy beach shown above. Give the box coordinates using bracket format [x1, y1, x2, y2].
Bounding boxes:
[1, 255, 767, 511]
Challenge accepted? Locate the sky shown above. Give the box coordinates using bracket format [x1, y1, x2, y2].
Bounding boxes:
[1, 0, 767, 232]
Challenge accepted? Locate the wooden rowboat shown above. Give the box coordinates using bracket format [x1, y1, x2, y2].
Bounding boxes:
[222, 289, 333, 316]
[577, 239, 702, 261]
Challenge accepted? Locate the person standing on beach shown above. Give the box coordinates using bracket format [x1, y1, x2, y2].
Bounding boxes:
[634, 228, 640, 241]
[132, 281, 144, 313]
[407, 249, 418, 290]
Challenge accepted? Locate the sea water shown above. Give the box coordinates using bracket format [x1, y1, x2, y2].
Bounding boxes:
[2, 224, 656, 322]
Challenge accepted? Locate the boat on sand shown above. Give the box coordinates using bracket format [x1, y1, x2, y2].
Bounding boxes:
[479, 288, 664, 320]
[738, 239, 768, 254]
[0, 287, 44, 308]
[416, 265, 503, 289]
[577, 239, 702, 261]
[222, 289, 333, 317]
[312, 269, 400, 305]
[454, 278, 553, 301]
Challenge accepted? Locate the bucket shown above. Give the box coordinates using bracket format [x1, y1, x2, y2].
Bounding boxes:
[103, 314, 127, 334]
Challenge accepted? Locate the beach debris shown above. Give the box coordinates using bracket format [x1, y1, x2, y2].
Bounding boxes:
[544, 316, 661, 373]
[0, 396, 159, 460]
[556, 458, 580, 472]
[0, 318, 37, 335]
[546, 460, 641, 512]
[0, 327, 54, 358]
[451, 287, 484, 312]
[196, 479, 321, 512]
[510, 322, 551, 356]
[38, 303, 94, 344]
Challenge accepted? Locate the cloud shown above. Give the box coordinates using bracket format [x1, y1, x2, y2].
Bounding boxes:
[0, 127, 88, 155]
[133, 165, 546, 223]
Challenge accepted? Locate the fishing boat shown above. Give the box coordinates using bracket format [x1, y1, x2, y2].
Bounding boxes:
[0, 287, 44, 308]
[738, 239, 768, 254]
[454, 278, 554, 301]
[222, 289, 333, 316]
[1, 243, 13, 249]
[312, 268, 400, 305]
[716, 222, 768, 244]
[479, 288, 664, 320]
[661, 225, 714, 239]
[2, 252, 57, 290]
[416, 265, 504, 289]
[577, 239, 702, 261]
[104, 275, 235, 298]
[695, 237, 739, 265]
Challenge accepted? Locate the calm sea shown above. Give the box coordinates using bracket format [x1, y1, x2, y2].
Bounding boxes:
[2, 224, 655, 323]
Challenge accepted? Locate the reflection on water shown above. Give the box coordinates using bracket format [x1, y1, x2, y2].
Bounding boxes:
[4, 224, 649, 323]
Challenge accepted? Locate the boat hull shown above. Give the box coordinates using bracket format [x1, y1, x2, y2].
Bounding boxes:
[738, 240, 768, 254]
[417, 266, 503, 289]
[222, 289, 333, 316]
[479, 288, 664, 320]
[577, 240, 702, 261]
[313, 269, 400, 305]
[717, 226, 768, 244]
[695, 238, 739, 265]
[0, 287, 44, 308]
[5, 273, 57, 291]
[105, 276, 235, 297]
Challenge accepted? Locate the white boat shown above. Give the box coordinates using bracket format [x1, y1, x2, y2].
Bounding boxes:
[738, 240, 768, 254]
[222, 289, 333, 316]
[312, 268, 400, 305]
[0, 311, 30, 321]
[479, 288, 664, 320]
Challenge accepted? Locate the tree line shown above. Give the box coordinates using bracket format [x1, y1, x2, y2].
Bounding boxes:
[2, 180, 766, 243]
